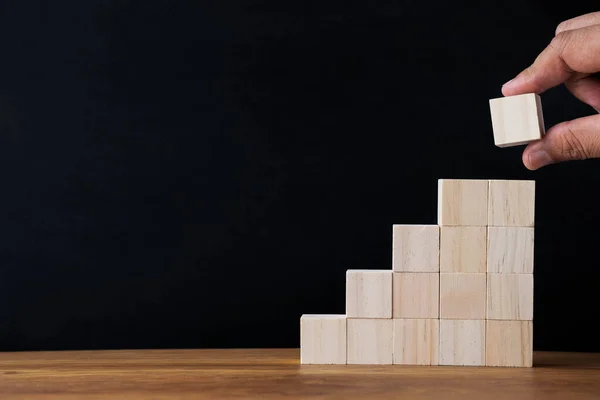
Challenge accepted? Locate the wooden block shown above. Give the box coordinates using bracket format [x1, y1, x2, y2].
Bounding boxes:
[488, 180, 535, 227]
[486, 320, 533, 367]
[487, 273, 534, 320]
[300, 315, 347, 364]
[439, 273, 486, 319]
[439, 319, 485, 366]
[347, 319, 393, 364]
[393, 319, 439, 365]
[438, 179, 489, 226]
[489, 93, 545, 147]
[393, 272, 439, 319]
[346, 270, 392, 318]
[392, 225, 440, 272]
[440, 227, 486, 273]
[487, 227, 534, 274]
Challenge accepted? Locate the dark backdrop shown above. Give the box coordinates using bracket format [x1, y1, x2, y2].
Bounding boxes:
[0, 0, 598, 352]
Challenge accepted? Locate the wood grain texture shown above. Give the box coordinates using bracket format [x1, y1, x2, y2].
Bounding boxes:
[393, 318, 439, 365]
[487, 273, 533, 320]
[300, 315, 346, 364]
[486, 320, 533, 367]
[438, 179, 489, 226]
[346, 270, 393, 318]
[439, 273, 486, 319]
[392, 224, 440, 272]
[439, 319, 486, 366]
[487, 227, 534, 273]
[489, 93, 544, 148]
[488, 180, 535, 227]
[347, 318, 393, 364]
[393, 272, 439, 319]
[440, 227, 486, 273]
[1, 349, 600, 399]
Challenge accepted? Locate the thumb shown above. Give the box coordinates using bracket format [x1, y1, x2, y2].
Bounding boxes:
[522, 114, 600, 170]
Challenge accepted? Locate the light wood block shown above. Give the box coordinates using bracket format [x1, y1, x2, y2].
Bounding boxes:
[488, 180, 535, 227]
[487, 273, 534, 320]
[487, 227, 534, 274]
[438, 179, 489, 226]
[393, 319, 439, 365]
[393, 272, 439, 319]
[392, 225, 440, 272]
[439, 319, 486, 366]
[300, 315, 347, 364]
[347, 319, 393, 364]
[486, 320, 533, 367]
[440, 227, 486, 273]
[439, 273, 486, 319]
[489, 93, 545, 147]
[346, 270, 393, 318]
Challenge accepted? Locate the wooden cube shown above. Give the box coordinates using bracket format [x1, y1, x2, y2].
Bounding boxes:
[487, 227, 534, 274]
[346, 270, 392, 318]
[439, 319, 485, 366]
[393, 319, 439, 365]
[392, 225, 440, 272]
[439, 273, 486, 319]
[487, 273, 534, 320]
[438, 179, 489, 226]
[393, 272, 439, 318]
[489, 93, 545, 147]
[488, 180, 535, 227]
[440, 227, 486, 273]
[347, 319, 393, 364]
[300, 315, 347, 364]
[486, 320, 533, 367]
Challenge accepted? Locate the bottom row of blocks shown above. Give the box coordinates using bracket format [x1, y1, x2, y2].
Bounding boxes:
[300, 315, 532, 367]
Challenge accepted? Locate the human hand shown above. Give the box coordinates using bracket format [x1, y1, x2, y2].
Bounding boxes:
[502, 12, 600, 170]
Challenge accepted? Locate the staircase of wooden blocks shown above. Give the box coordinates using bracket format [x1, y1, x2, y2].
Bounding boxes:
[300, 179, 534, 367]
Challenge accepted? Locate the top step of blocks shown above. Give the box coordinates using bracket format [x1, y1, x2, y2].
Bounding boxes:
[438, 179, 489, 226]
[488, 180, 535, 227]
[489, 93, 545, 147]
[438, 179, 535, 227]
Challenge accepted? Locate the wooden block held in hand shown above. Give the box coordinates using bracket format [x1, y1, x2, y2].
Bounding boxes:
[440, 227, 486, 273]
[392, 225, 440, 272]
[489, 93, 545, 148]
[393, 273, 439, 318]
[439, 273, 486, 319]
[486, 320, 533, 367]
[300, 315, 347, 364]
[487, 227, 534, 274]
[393, 319, 439, 365]
[488, 180, 535, 227]
[347, 319, 393, 364]
[487, 273, 534, 320]
[438, 179, 489, 226]
[439, 319, 485, 366]
[346, 270, 392, 318]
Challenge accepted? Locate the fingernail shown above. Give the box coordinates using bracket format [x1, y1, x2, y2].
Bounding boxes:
[527, 148, 553, 169]
[502, 78, 514, 87]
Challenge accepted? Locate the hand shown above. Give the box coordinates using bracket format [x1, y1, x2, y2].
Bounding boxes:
[502, 11, 600, 170]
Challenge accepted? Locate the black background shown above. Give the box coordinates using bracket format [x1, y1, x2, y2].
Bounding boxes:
[0, 0, 599, 352]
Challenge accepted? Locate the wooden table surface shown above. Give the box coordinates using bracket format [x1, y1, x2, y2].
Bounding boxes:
[0, 349, 599, 399]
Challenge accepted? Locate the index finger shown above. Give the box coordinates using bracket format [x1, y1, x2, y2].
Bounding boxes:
[502, 24, 600, 96]
[556, 12, 600, 35]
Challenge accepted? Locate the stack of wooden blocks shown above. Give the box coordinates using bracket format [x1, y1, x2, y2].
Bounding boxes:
[300, 179, 534, 367]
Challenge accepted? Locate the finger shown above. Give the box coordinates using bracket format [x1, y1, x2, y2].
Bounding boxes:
[556, 12, 600, 35]
[522, 114, 600, 170]
[502, 24, 600, 96]
[565, 74, 600, 112]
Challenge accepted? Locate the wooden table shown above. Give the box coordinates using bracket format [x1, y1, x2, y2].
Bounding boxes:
[0, 349, 599, 399]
